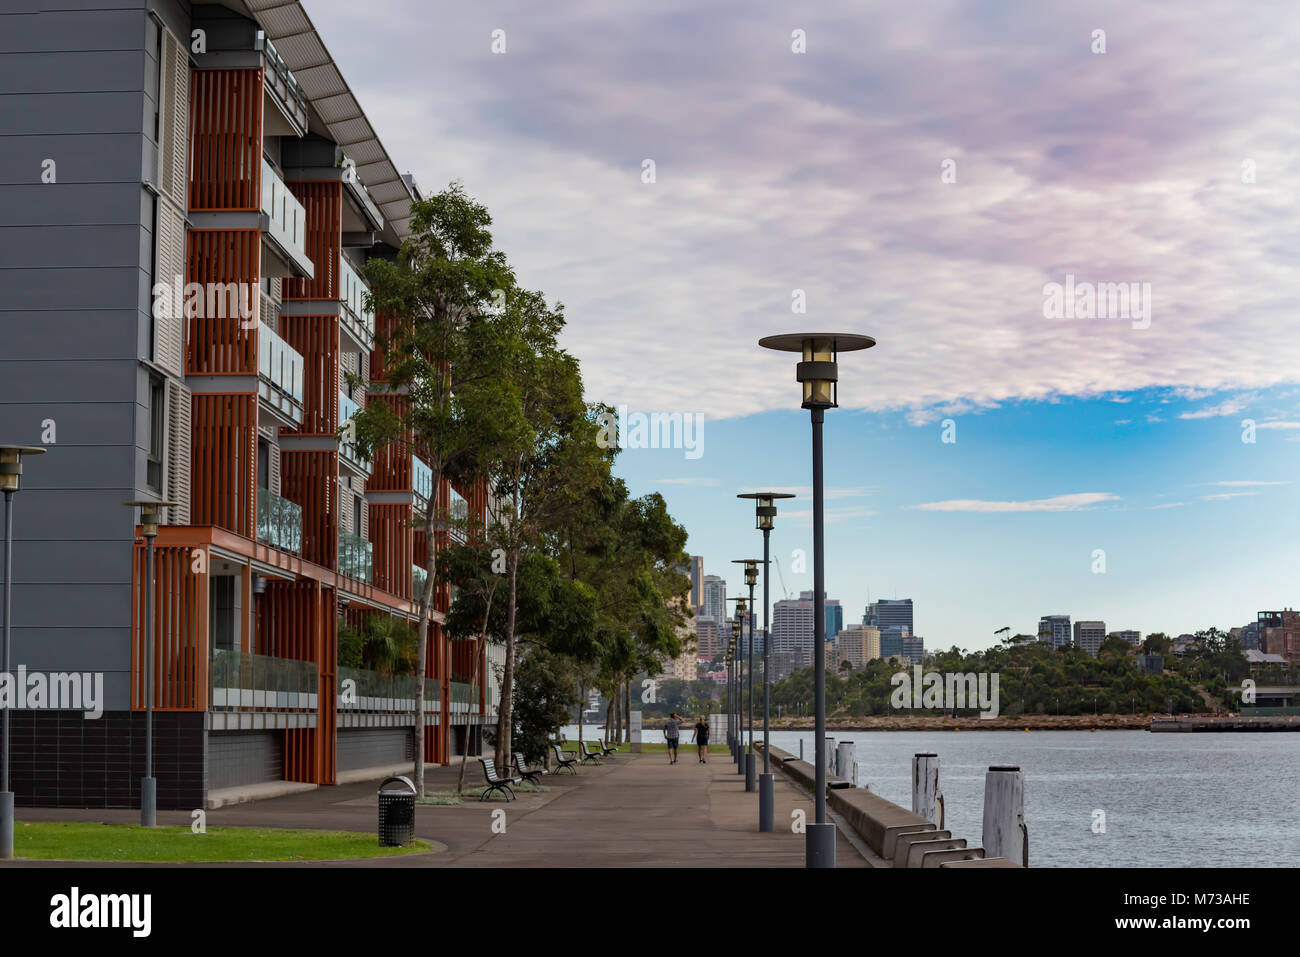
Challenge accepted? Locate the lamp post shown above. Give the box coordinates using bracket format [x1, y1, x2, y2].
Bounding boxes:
[727, 597, 748, 773]
[758, 332, 874, 869]
[123, 498, 176, 827]
[738, 491, 795, 831]
[732, 559, 761, 793]
[0, 445, 44, 860]
[744, 561, 759, 792]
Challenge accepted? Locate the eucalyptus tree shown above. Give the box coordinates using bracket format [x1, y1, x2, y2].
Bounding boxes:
[349, 182, 514, 797]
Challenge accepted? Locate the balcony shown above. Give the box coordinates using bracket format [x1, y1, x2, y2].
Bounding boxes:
[261, 157, 314, 279]
[257, 487, 303, 555]
[336, 667, 442, 727]
[339, 255, 376, 353]
[257, 325, 305, 426]
[449, 680, 479, 715]
[338, 391, 372, 479]
[338, 527, 373, 583]
[448, 487, 468, 543]
[413, 455, 433, 510]
[257, 32, 308, 136]
[210, 650, 317, 730]
[412, 562, 427, 599]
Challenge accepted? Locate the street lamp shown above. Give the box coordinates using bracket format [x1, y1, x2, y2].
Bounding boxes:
[758, 332, 874, 869]
[0, 445, 44, 860]
[727, 596, 748, 774]
[738, 491, 795, 832]
[732, 558, 762, 793]
[123, 498, 176, 827]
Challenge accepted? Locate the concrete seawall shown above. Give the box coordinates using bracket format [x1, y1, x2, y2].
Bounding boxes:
[760, 743, 1020, 868]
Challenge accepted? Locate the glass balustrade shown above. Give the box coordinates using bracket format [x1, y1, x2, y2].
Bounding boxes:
[339, 254, 376, 347]
[257, 487, 303, 555]
[338, 391, 371, 474]
[338, 527, 373, 582]
[257, 324, 305, 423]
[412, 455, 433, 507]
[210, 650, 317, 711]
[261, 157, 308, 265]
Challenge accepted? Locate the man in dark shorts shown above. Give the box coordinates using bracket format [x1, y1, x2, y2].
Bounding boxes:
[664, 712, 685, 764]
[691, 716, 710, 763]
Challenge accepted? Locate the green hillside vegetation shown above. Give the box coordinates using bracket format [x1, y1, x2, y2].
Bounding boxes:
[772, 628, 1260, 717]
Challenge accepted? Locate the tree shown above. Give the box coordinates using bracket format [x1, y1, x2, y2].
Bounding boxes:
[350, 182, 514, 797]
[488, 289, 602, 766]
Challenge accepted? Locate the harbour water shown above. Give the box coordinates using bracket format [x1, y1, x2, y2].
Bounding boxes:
[562, 724, 1300, 867]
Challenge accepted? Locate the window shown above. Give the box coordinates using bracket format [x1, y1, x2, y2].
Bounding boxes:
[257, 440, 270, 491]
[352, 495, 362, 537]
[146, 376, 165, 492]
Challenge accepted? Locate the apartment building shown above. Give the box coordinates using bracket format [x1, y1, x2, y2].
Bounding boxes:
[833, 625, 880, 669]
[1073, 621, 1106, 658]
[1038, 614, 1072, 650]
[0, 0, 495, 809]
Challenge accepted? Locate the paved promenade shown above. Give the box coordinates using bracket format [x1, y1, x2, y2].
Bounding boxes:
[14, 751, 869, 867]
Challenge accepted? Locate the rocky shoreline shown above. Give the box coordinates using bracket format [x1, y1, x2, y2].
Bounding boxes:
[770, 714, 1154, 731]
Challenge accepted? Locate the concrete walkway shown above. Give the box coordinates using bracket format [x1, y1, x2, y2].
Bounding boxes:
[13, 752, 868, 867]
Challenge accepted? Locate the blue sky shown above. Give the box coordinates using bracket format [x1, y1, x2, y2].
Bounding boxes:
[608, 385, 1300, 648]
[305, 0, 1300, 649]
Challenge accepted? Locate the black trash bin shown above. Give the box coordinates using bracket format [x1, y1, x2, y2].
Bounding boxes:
[378, 775, 416, 846]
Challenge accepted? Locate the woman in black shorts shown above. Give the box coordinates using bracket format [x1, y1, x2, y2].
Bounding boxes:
[691, 716, 710, 763]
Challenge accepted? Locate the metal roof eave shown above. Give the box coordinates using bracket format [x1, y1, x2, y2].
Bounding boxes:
[240, 0, 415, 248]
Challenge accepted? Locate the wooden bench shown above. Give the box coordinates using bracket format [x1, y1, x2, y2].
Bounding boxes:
[551, 745, 578, 774]
[479, 757, 522, 801]
[513, 751, 548, 784]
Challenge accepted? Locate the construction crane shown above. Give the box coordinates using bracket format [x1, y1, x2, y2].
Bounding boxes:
[772, 553, 792, 601]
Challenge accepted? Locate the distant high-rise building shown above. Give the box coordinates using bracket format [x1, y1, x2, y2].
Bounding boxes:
[688, 555, 704, 611]
[865, 599, 913, 636]
[701, 575, 727, 623]
[879, 629, 905, 661]
[1111, 630, 1142, 648]
[772, 592, 816, 658]
[1038, 615, 1072, 650]
[695, 618, 724, 659]
[1239, 621, 1261, 650]
[826, 600, 843, 640]
[834, 625, 880, 669]
[901, 635, 925, 663]
[1073, 620, 1106, 657]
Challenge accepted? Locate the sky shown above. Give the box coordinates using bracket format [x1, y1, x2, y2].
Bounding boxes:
[308, 0, 1300, 650]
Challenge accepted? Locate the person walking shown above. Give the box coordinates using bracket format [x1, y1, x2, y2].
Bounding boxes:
[691, 715, 710, 763]
[664, 712, 686, 764]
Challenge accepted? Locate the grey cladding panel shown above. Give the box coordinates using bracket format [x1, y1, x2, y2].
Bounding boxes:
[0, 51, 145, 94]
[0, 184, 145, 227]
[0, 226, 143, 267]
[0, 134, 145, 185]
[0, 401, 135, 445]
[0, 310, 139, 360]
[0, 11, 146, 54]
[7, 583, 131, 628]
[0, 358, 138, 404]
[2, 265, 142, 311]
[0, 92, 144, 136]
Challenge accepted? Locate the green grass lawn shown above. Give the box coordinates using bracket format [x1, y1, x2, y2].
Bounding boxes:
[13, 821, 433, 862]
